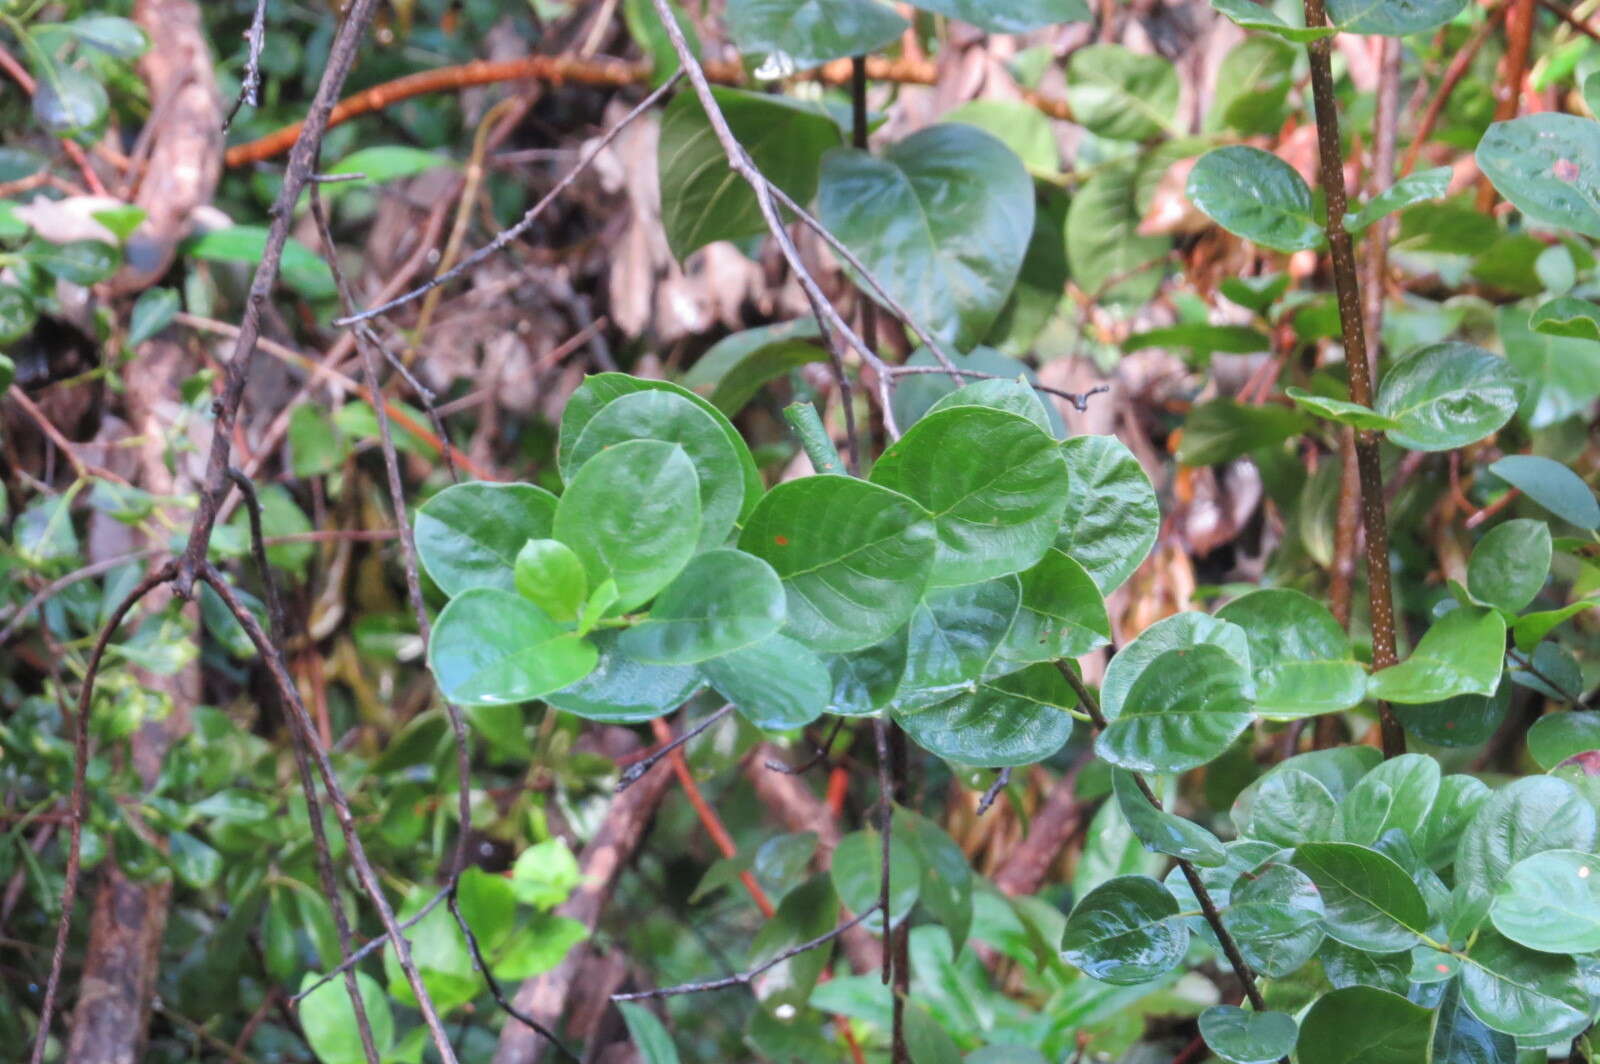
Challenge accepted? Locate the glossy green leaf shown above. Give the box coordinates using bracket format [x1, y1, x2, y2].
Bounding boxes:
[891, 348, 1061, 436]
[1065, 157, 1169, 307]
[749, 875, 839, 1002]
[1290, 842, 1429, 952]
[1529, 295, 1600, 341]
[414, 482, 557, 597]
[681, 318, 824, 416]
[619, 1002, 682, 1064]
[824, 633, 908, 717]
[553, 439, 701, 612]
[703, 632, 830, 731]
[1059, 875, 1187, 986]
[1337, 753, 1441, 846]
[894, 578, 1020, 707]
[1100, 612, 1252, 722]
[1527, 712, 1600, 770]
[658, 87, 841, 259]
[1498, 306, 1600, 429]
[428, 589, 598, 706]
[567, 388, 746, 550]
[1055, 436, 1159, 595]
[907, 0, 1090, 32]
[1199, 1005, 1298, 1064]
[895, 662, 1076, 767]
[725, 0, 906, 71]
[818, 124, 1034, 349]
[1490, 849, 1600, 953]
[514, 539, 587, 622]
[182, 227, 335, 300]
[926, 377, 1054, 436]
[1295, 987, 1431, 1064]
[1222, 863, 1326, 977]
[831, 828, 921, 930]
[896, 807, 975, 951]
[1393, 677, 1511, 749]
[1325, 0, 1467, 34]
[1065, 45, 1178, 141]
[1177, 399, 1307, 466]
[1111, 769, 1226, 867]
[997, 549, 1111, 665]
[1478, 114, 1600, 238]
[1096, 645, 1255, 774]
[1367, 606, 1506, 704]
[1488, 454, 1600, 529]
[739, 475, 935, 652]
[1459, 930, 1590, 1040]
[297, 970, 394, 1064]
[1453, 776, 1597, 934]
[1416, 774, 1491, 871]
[33, 64, 108, 136]
[1374, 342, 1520, 452]
[1242, 768, 1337, 848]
[1186, 146, 1323, 252]
[1217, 589, 1366, 720]
[1209, 0, 1335, 41]
[1286, 386, 1401, 431]
[620, 549, 785, 665]
[1346, 166, 1452, 233]
[1467, 518, 1551, 612]
[944, 100, 1058, 173]
[869, 406, 1069, 587]
[1431, 977, 1516, 1064]
[0, 286, 36, 345]
[22, 239, 119, 284]
[1207, 36, 1296, 136]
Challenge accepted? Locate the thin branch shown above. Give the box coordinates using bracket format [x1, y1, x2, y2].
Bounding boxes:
[223, 0, 269, 131]
[289, 889, 451, 1004]
[885, 366, 1110, 413]
[617, 704, 735, 791]
[764, 717, 847, 776]
[976, 767, 1013, 816]
[611, 904, 881, 1000]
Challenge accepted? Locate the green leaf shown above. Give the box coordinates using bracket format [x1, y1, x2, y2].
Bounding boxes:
[428, 589, 597, 706]
[22, 239, 119, 284]
[818, 124, 1034, 349]
[1065, 45, 1178, 141]
[681, 318, 824, 416]
[1490, 849, 1600, 954]
[1478, 114, 1600, 238]
[1209, 0, 1335, 41]
[1207, 36, 1297, 136]
[618, 1002, 682, 1064]
[324, 145, 453, 189]
[739, 475, 936, 652]
[944, 100, 1058, 173]
[703, 633, 830, 730]
[1055, 435, 1160, 595]
[297, 970, 394, 1064]
[1059, 875, 1188, 985]
[63, 15, 147, 57]
[182, 227, 335, 300]
[492, 913, 587, 981]
[749, 875, 840, 1002]
[0, 286, 37, 345]
[724, 0, 906, 71]
[511, 838, 582, 909]
[869, 406, 1069, 587]
[1290, 842, 1429, 952]
[168, 831, 222, 889]
[1366, 605, 1506, 704]
[287, 404, 345, 478]
[1453, 776, 1598, 934]
[1394, 677, 1512, 749]
[1325, 0, 1466, 34]
[1337, 753, 1441, 846]
[902, 1004, 962, 1064]
[1346, 167, 1452, 233]
[553, 439, 701, 612]
[996, 549, 1111, 665]
[514, 539, 587, 622]
[893, 579, 1020, 707]
[658, 88, 841, 260]
[1096, 645, 1256, 774]
[926, 377, 1055, 436]
[90, 205, 145, 242]
[1100, 611, 1252, 722]
[33, 63, 108, 137]
[1111, 769, 1226, 866]
[1374, 342, 1520, 452]
[906, 0, 1090, 32]
[1417, 775, 1491, 871]
[1459, 930, 1590, 1040]
[414, 482, 557, 597]
[546, 628, 701, 722]
[1186, 146, 1323, 253]
[1488, 454, 1600, 529]
[894, 661, 1077, 766]
[1216, 589, 1366, 720]
[893, 807, 974, 951]
[1066, 157, 1169, 306]
[1177, 399, 1307, 466]
[831, 828, 922, 931]
[1528, 294, 1600, 341]
[1242, 769, 1337, 848]
[1467, 518, 1551, 612]
[1123, 323, 1272, 358]
[1527, 712, 1600, 770]
[1199, 1005, 1298, 1064]
[1431, 977, 1516, 1064]
[1498, 306, 1600, 429]
[620, 549, 785, 664]
[1222, 863, 1326, 977]
[1295, 987, 1431, 1064]
[1286, 386, 1401, 431]
[623, 0, 701, 83]
[891, 347, 1061, 435]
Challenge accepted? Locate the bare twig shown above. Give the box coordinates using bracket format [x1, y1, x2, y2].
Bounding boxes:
[976, 767, 1013, 816]
[223, 0, 269, 130]
[617, 704, 735, 791]
[764, 717, 847, 775]
[885, 366, 1109, 412]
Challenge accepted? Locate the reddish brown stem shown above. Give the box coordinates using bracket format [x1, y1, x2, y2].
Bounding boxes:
[1403, 5, 1507, 176]
[1479, 0, 1537, 209]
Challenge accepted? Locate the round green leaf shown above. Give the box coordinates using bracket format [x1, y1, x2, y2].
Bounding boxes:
[894, 661, 1076, 767]
[1490, 849, 1600, 954]
[702, 632, 830, 730]
[1325, 0, 1467, 35]
[415, 481, 557, 597]
[1199, 1005, 1298, 1064]
[1055, 435, 1160, 595]
[926, 377, 1055, 436]
[1460, 930, 1591, 1040]
[1366, 605, 1506, 704]
[428, 589, 598, 706]
[514, 539, 587, 622]
[1374, 342, 1520, 452]
[547, 630, 702, 723]
[1186, 146, 1323, 252]
[870, 406, 1068, 587]
[1217, 589, 1366, 719]
[1242, 768, 1337, 849]
[568, 388, 745, 550]
[1527, 712, 1600, 771]
[1209, 0, 1335, 41]
[1099, 611, 1252, 722]
[1290, 841, 1429, 952]
[1467, 518, 1551, 613]
[1488, 454, 1600, 530]
[297, 970, 395, 1064]
[1065, 45, 1178, 142]
[893, 578, 1020, 707]
[1111, 768, 1226, 867]
[1066, 156, 1170, 307]
[1221, 864, 1325, 977]
[738, 475, 935, 653]
[1059, 875, 1188, 986]
[553, 439, 701, 613]
[830, 828, 921, 931]
[724, 0, 906, 72]
[33, 64, 108, 136]
[0, 286, 36, 345]
[618, 549, 785, 665]
[1529, 295, 1600, 341]
[818, 124, 1034, 349]
[1454, 775, 1598, 935]
[1337, 752, 1441, 848]
[996, 549, 1111, 665]
[1393, 676, 1512, 748]
[1096, 645, 1256, 774]
[1478, 114, 1600, 238]
[1295, 987, 1432, 1064]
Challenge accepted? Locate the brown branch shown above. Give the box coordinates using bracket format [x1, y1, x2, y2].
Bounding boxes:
[1479, 0, 1537, 210]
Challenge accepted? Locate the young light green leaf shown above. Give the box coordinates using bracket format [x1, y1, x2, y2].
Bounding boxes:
[323, 145, 452, 191]
[724, 0, 906, 71]
[514, 539, 587, 622]
[1478, 114, 1600, 237]
[1295, 987, 1432, 1064]
[895, 662, 1077, 767]
[428, 589, 598, 705]
[1325, 0, 1467, 34]
[546, 630, 702, 723]
[1467, 518, 1551, 613]
[415, 482, 558, 597]
[618, 1002, 682, 1064]
[1345, 166, 1452, 233]
[1366, 605, 1506, 704]
[1065, 45, 1179, 141]
[1285, 386, 1401, 431]
[1055, 435, 1160, 595]
[1290, 842, 1430, 952]
[818, 124, 1034, 349]
[1111, 769, 1226, 867]
[1488, 454, 1600, 529]
[1186, 146, 1324, 253]
[739, 475, 935, 652]
[1100, 611, 1252, 722]
[702, 633, 830, 730]
[830, 828, 921, 931]
[619, 548, 785, 665]
[553, 439, 702, 612]
[869, 406, 1069, 587]
[1059, 875, 1188, 986]
[1374, 342, 1520, 452]
[1221, 864, 1326, 977]
[1459, 930, 1591, 1040]
[1209, 0, 1335, 41]
[1096, 645, 1256, 774]
[1216, 589, 1366, 719]
[297, 970, 395, 1064]
[1529, 295, 1600, 341]
[1490, 849, 1600, 954]
[1199, 1005, 1298, 1064]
